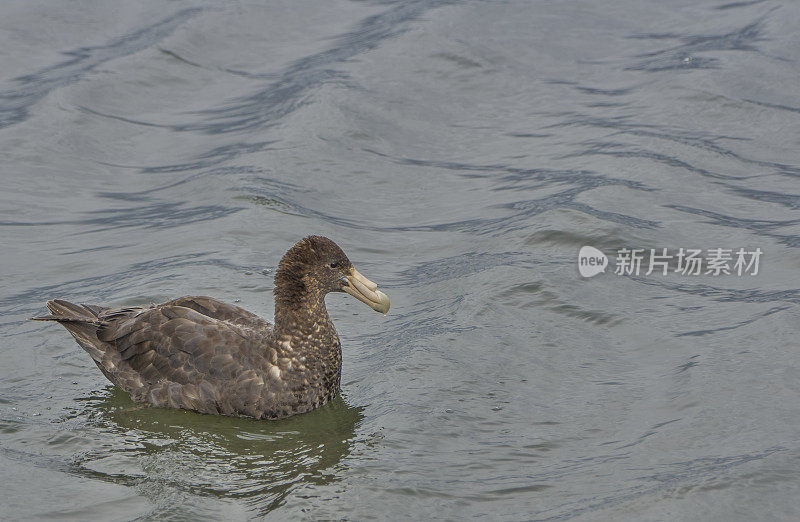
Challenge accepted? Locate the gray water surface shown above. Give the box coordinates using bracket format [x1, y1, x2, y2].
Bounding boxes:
[2, 1, 800, 520]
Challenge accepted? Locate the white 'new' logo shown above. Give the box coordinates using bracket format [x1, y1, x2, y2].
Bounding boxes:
[578, 246, 608, 278]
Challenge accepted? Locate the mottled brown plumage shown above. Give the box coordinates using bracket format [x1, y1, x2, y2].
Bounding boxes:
[32, 236, 390, 420]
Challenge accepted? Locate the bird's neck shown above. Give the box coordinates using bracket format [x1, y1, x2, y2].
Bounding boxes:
[273, 285, 341, 390]
[269, 268, 343, 410]
[273, 269, 337, 345]
[273, 295, 333, 339]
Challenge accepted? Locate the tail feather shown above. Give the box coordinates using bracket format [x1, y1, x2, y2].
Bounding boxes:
[30, 299, 109, 361]
[80, 303, 108, 317]
[48, 298, 101, 319]
[30, 299, 106, 323]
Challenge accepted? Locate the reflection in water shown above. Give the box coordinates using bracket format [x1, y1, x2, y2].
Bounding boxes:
[68, 387, 363, 517]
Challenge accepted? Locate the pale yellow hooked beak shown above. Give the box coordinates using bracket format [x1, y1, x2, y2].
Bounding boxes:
[343, 267, 390, 315]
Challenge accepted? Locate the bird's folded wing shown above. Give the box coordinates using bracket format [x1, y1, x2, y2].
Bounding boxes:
[161, 295, 272, 330]
[96, 305, 259, 387]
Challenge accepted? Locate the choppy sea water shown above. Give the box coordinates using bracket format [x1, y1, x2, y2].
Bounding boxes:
[2, 1, 800, 519]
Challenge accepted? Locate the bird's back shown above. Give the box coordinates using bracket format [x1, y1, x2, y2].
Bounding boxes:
[33, 297, 286, 418]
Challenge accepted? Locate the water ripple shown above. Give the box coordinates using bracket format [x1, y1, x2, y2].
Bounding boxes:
[0, 8, 202, 129]
[626, 16, 768, 72]
[0, 253, 258, 321]
[0, 201, 241, 234]
[178, 0, 457, 134]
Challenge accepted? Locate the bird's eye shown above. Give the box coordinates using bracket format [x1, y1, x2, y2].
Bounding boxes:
[329, 262, 340, 269]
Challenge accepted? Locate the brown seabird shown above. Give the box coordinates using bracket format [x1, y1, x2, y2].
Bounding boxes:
[31, 236, 390, 420]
